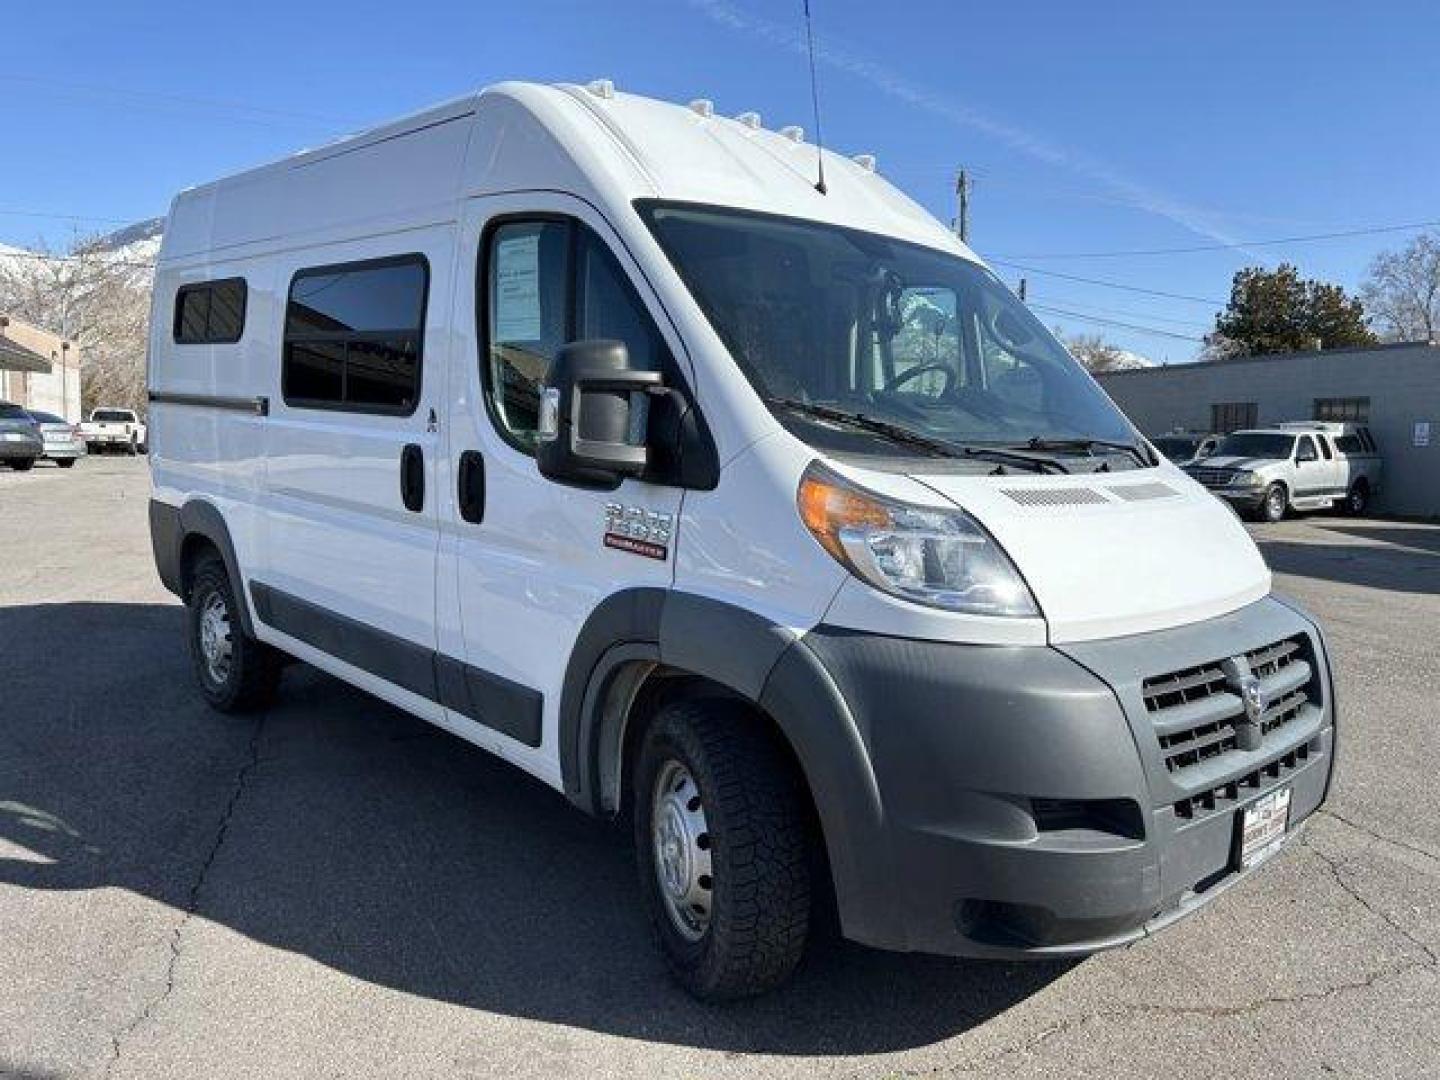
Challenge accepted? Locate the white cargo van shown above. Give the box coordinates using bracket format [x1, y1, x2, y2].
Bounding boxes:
[147, 80, 1337, 999]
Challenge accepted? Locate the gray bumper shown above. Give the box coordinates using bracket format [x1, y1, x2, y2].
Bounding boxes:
[764, 596, 1335, 958]
[0, 439, 42, 459]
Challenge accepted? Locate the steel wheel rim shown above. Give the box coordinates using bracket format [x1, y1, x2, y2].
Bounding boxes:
[198, 591, 234, 686]
[651, 759, 713, 942]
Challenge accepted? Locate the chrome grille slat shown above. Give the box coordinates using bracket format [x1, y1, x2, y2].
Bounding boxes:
[1142, 635, 1317, 776]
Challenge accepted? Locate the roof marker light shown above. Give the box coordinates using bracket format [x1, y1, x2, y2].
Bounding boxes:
[736, 111, 762, 130]
[852, 153, 877, 172]
[779, 125, 805, 143]
[586, 78, 616, 100]
[689, 98, 714, 118]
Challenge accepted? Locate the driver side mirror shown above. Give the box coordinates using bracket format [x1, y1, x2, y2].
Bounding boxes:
[536, 339, 663, 488]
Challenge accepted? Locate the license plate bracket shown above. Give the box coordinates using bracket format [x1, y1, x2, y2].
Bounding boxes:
[1236, 785, 1292, 869]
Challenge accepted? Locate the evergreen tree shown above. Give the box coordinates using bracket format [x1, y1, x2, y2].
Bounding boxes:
[1212, 264, 1374, 357]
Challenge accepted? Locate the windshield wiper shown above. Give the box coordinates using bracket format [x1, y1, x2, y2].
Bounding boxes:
[768, 398, 1065, 473]
[1017, 437, 1154, 469]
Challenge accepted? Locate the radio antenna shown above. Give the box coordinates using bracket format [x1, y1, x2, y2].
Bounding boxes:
[802, 0, 828, 195]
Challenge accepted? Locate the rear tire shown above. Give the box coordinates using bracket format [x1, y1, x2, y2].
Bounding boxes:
[56, 458, 77, 469]
[187, 554, 282, 713]
[633, 698, 812, 1001]
[1257, 482, 1288, 523]
[7, 458, 35, 472]
[1345, 481, 1370, 516]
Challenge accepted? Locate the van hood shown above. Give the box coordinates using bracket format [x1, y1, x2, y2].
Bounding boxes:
[913, 471, 1271, 644]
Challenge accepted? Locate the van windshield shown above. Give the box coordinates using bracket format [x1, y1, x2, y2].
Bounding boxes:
[638, 201, 1141, 465]
[1214, 433, 1295, 459]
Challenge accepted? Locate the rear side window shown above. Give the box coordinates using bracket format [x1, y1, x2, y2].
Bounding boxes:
[483, 218, 670, 452]
[174, 278, 247, 344]
[283, 255, 428, 415]
[1318, 436, 1333, 459]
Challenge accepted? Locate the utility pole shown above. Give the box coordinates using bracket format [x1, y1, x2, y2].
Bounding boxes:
[1018, 277, 1028, 302]
[955, 168, 973, 244]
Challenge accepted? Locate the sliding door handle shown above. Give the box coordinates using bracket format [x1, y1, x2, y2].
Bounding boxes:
[400, 443, 425, 513]
[458, 450, 486, 524]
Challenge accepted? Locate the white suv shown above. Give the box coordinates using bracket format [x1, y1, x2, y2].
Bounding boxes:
[1185, 422, 1381, 522]
[145, 81, 1337, 999]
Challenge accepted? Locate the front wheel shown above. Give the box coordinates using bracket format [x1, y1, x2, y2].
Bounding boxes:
[1258, 483, 1288, 523]
[633, 699, 813, 1001]
[187, 554, 282, 712]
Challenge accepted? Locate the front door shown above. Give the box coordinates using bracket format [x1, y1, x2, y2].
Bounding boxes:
[259, 230, 453, 714]
[438, 193, 688, 785]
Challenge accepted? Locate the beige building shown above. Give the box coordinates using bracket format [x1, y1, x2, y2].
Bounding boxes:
[0, 315, 82, 420]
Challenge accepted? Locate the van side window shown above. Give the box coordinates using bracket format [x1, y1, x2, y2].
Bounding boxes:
[283, 255, 428, 415]
[174, 278, 247, 344]
[484, 218, 670, 451]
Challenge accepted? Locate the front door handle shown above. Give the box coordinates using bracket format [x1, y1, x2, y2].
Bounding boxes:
[458, 450, 486, 524]
[400, 443, 425, 513]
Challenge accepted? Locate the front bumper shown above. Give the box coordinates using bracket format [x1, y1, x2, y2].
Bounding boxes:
[782, 596, 1335, 958]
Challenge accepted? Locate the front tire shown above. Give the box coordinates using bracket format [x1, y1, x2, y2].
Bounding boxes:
[1258, 482, 1288, 523]
[187, 554, 281, 713]
[633, 699, 812, 1001]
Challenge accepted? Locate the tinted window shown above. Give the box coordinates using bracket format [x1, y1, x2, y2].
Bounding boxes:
[484, 219, 669, 451]
[1215, 433, 1294, 459]
[1314, 397, 1369, 423]
[1318, 436, 1333, 459]
[27, 410, 62, 424]
[1211, 402, 1258, 434]
[92, 409, 134, 422]
[1296, 436, 1318, 461]
[1153, 436, 1200, 461]
[0, 402, 30, 419]
[174, 278, 247, 344]
[283, 256, 427, 414]
[1335, 434, 1362, 453]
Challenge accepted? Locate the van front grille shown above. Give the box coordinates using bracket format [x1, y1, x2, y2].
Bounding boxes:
[1172, 739, 1320, 821]
[1142, 636, 1315, 774]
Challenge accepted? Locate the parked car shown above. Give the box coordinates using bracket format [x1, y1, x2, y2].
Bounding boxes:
[82, 408, 147, 455]
[1185, 422, 1381, 521]
[1151, 431, 1219, 466]
[24, 409, 87, 468]
[146, 80, 1336, 1000]
[0, 401, 44, 471]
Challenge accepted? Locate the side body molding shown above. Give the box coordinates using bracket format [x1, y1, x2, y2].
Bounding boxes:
[149, 497, 256, 636]
[559, 588, 889, 943]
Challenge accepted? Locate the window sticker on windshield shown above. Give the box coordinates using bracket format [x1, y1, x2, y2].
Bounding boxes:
[495, 233, 542, 342]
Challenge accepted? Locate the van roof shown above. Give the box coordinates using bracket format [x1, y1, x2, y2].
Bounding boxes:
[160, 80, 976, 266]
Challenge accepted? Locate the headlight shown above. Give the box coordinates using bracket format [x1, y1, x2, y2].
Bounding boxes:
[797, 462, 1038, 617]
[1231, 469, 1260, 487]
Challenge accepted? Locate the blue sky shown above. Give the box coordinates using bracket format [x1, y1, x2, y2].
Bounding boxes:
[4, 0, 1437, 360]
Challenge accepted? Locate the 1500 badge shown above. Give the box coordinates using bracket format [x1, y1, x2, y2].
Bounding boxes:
[604, 503, 673, 561]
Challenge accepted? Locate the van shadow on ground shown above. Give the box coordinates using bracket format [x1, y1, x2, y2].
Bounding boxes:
[0, 601, 1070, 1056]
[1255, 525, 1440, 596]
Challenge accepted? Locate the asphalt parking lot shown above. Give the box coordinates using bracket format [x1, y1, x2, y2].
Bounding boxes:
[1, 457, 1437, 1079]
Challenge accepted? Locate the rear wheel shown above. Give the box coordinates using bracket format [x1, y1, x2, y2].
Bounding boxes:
[7, 458, 35, 472]
[1258, 482, 1288, 523]
[56, 458, 77, 469]
[633, 698, 812, 1000]
[127, 436, 138, 456]
[1345, 480, 1370, 516]
[187, 554, 281, 712]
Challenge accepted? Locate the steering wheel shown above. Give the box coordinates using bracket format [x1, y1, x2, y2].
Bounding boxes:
[885, 361, 956, 395]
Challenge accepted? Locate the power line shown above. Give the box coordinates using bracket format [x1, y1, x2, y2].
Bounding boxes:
[991, 259, 1226, 306]
[0, 208, 133, 225]
[1030, 303, 1205, 343]
[0, 249, 155, 269]
[996, 219, 1440, 260]
[1034, 294, 1214, 331]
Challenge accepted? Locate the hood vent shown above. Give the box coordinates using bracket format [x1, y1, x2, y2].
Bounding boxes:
[1109, 482, 1179, 502]
[1002, 487, 1108, 507]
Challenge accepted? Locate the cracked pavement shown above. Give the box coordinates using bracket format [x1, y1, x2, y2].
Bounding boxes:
[1, 459, 1437, 1079]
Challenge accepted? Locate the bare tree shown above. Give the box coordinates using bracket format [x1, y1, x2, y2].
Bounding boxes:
[1361, 231, 1440, 343]
[1056, 328, 1126, 373]
[0, 235, 153, 415]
